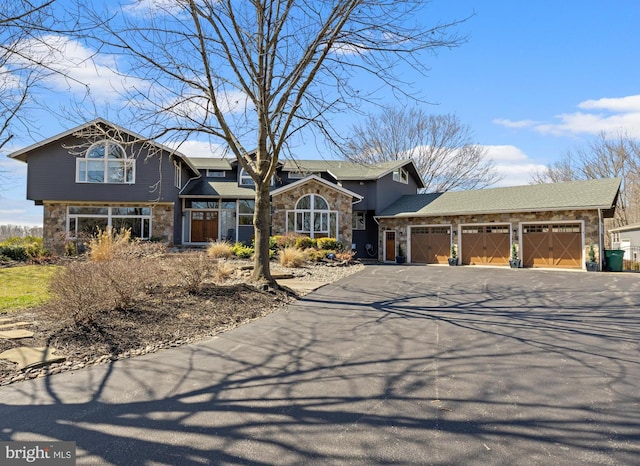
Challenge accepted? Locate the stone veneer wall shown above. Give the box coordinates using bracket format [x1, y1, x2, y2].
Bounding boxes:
[271, 180, 353, 247]
[377, 210, 601, 263]
[42, 202, 174, 255]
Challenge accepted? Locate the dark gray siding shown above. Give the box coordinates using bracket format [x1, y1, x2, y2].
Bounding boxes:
[351, 211, 378, 258]
[25, 136, 180, 203]
[375, 173, 419, 214]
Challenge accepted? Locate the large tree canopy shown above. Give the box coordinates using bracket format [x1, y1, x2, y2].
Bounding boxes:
[71, 0, 467, 283]
[341, 106, 501, 192]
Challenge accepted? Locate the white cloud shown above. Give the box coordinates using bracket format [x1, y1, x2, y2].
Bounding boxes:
[482, 145, 547, 187]
[123, 0, 183, 15]
[162, 140, 228, 158]
[10, 35, 150, 105]
[494, 94, 640, 138]
[492, 118, 540, 129]
[579, 95, 640, 113]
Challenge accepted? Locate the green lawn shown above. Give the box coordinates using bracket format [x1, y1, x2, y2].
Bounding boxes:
[0, 265, 61, 312]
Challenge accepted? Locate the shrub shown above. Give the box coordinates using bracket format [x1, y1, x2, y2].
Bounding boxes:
[305, 248, 336, 262]
[279, 246, 306, 268]
[88, 227, 132, 262]
[316, 237, 342, 251]
[231, 242, 254, 259]
[335, 251, 356, 263]
[212, 260, 235, 282]
[174, 252, 215, 294]
[295, 236, 316, 250]
[0, 236, 47, 261]
[49, 262, 113, 325]
[272, 234, 299, 249]
[207, 240, 233, 259]
[47, 257, 162, 325]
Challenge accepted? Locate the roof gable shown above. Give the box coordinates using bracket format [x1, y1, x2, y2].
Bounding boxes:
[271, 175, 363, 201]
[9, 118, 198, 175]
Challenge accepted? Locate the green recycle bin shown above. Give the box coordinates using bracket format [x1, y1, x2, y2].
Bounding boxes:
[605, 249, 624, 272]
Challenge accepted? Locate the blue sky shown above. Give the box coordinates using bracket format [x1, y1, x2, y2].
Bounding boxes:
[1, 0, 639, 226]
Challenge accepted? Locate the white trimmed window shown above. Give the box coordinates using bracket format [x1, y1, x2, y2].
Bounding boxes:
[76, 141, 134, 184]
[286, 194, 338, 238]
[239, 168, 274, 186]
[239, 168, 254, 186]
[392, 167, 408, 184]
[206, 170, 225, 178]
[67, 206, 152, 239]
[174, 161, 182, 188]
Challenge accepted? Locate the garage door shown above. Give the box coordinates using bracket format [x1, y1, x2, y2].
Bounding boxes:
[461, 225, 510, 266]
[410, 226, 451, 264]
[522, 223, 582, 268]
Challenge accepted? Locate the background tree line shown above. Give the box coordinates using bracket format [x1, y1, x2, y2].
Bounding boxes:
[0, 224, 43, 241]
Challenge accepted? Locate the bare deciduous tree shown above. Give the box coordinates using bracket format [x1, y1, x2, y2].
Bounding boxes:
[531, 131, 640, 228]
[79, 0, 467, 284]
[0, 1, 58, 152]
[341, 107, 500, 192]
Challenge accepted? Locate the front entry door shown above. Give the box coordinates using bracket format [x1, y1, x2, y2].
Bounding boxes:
[385, 231, 396, 262]
[191, 211, 219, 242]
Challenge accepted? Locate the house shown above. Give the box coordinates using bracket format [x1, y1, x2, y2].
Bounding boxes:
[610, 223, 640, 268]
[9, 118, 621, 270]
[8, 118, 423, 258]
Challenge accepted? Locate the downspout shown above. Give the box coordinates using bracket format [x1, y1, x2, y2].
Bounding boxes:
[598, 208, 603, 269]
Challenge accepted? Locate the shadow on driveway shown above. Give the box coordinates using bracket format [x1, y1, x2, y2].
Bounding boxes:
[1, 266, 639, 465]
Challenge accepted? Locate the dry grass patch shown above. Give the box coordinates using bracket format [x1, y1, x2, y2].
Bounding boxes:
[279, 246, 306, 268]
[207, 240, 233, 259]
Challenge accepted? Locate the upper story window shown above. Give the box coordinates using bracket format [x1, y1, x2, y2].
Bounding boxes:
[392, 167, 408, 184]
[239, 167, 274, 186]
[76, 141, 134, 184]
[174, 161, 181, 188]
[239, 168, 254, 186]
[206, 169, 225, 178]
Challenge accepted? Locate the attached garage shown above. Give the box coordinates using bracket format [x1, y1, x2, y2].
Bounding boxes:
[375, 178, 621, 271]
[410, 226, 451, 264]
[460, 224, 511, 266]
[521, 223, 583, 269]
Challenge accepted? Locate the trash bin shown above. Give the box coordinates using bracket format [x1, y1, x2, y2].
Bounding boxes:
[605, 249, 624, 272]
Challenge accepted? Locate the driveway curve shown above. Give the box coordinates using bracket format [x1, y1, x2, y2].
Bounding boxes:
[1, 265, 639, 465]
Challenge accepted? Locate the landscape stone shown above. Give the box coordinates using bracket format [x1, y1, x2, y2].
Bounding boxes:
[0, 321, 31, 329]
[0, 329, 35, 339]
[0, 346, 66, 370]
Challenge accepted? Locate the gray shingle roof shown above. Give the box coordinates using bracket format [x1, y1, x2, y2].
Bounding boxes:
[378, 178, 621, 217]
[187, 158, 233, 170]
[185, 157, 423, 186]
[281, 159, 411, 181]
[179, 179, 255, 198]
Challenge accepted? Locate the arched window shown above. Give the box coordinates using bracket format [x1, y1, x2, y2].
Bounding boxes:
[76, 141, 134, 184]
[287, 194, 338, 238]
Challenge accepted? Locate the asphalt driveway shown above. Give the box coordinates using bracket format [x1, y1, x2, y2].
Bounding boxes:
[1, 265, 639, 465]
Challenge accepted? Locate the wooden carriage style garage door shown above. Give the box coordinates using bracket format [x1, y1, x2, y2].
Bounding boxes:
[461, 224, 510, 266]
[410, 226, 451, 264]
[522, 223, 582, 268]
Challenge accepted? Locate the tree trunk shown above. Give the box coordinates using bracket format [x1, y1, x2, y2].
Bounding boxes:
[252, 179, 273, 284]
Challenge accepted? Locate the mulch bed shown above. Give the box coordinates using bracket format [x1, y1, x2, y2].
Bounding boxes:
[0, 283, 293, 386]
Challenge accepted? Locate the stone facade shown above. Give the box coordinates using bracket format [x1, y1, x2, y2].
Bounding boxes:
[42, 202, 174, 255]
[378, 210, 601, 264]
[271, 179, 354, 247]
